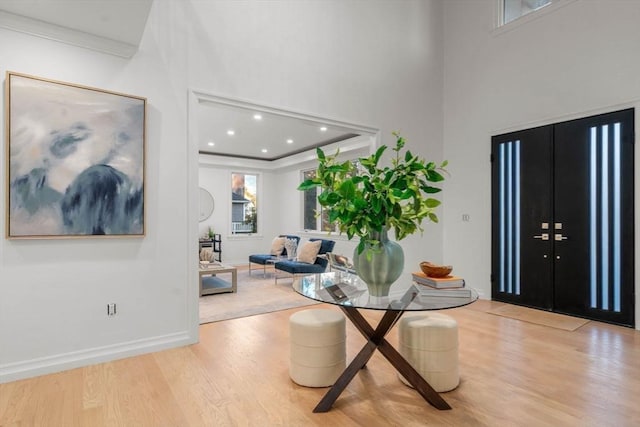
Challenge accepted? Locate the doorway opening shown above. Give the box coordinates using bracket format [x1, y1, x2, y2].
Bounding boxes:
[189, 90, 379, 324]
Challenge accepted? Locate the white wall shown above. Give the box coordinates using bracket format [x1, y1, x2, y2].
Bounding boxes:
[0, 2, 196, 382]
[442, 0, 640, 326]
[198, 157, 283, 264]
[189, 0, 446, 281]
[198, 149, 365, 265]
[1, 0, 446, 382]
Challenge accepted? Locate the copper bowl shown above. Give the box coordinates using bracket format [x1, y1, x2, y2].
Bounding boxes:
[420, 262, 453, 278]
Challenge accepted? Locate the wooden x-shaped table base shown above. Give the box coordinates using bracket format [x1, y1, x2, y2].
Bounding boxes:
[313, 305, 452, 413]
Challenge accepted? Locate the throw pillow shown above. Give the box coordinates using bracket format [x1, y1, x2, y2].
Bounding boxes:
[200, 248, 214, 261]
[284, 238, 298, 260]
[270, 237, 286, 256]
[297, 240, 322, 264]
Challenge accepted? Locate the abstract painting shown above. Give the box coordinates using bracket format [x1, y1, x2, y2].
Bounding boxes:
[5, 72, 146, 238]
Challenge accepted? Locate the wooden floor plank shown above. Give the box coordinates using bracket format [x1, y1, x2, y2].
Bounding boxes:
[1, 300, 639, 426]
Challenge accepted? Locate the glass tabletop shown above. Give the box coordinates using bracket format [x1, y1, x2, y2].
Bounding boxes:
[293, 271, 478, 312]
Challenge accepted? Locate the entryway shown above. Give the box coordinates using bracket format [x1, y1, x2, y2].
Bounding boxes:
[491, 108, 635, 327]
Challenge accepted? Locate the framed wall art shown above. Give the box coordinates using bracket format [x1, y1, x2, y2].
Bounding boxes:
[5, 72, 146, 238]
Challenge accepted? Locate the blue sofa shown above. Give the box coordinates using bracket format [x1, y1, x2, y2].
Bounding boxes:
[248, 235, 300, 276]
[274, 238, 335, 284]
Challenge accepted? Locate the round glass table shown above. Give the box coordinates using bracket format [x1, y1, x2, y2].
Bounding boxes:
[292, 271, 478, 413]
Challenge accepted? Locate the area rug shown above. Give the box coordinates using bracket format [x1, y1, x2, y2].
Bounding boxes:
[486, 304, 590, 331]
[199, 267, 320, 324]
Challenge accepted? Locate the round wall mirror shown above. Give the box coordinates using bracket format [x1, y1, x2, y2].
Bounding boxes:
[199, 187, 214, 221]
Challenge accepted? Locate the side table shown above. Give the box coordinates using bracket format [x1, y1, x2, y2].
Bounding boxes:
[292, 271, 478, 412]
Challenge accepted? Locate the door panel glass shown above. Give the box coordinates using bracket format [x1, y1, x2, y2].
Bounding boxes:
[589, 122, 624, 312]
[498, 140, 521, 295]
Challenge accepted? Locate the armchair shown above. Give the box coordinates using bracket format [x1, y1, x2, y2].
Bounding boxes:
[274, 238, 336, 284]
[248, 235, 300, 276]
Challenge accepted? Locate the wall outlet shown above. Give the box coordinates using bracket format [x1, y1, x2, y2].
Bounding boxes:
[107, 303, 117, 316]
[462, 214, 471, 222]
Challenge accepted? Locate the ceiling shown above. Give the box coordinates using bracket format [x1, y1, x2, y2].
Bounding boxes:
[0, 0, 153, 57]
[0, 0, 370, 160]
[196, 99, 363, 161]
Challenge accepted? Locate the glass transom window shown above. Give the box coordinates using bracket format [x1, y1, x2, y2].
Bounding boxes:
[503, 0, 551, 25]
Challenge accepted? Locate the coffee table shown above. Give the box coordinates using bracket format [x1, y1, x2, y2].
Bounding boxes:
[292, 271, 478, 412]
[199, 262, 237, 296]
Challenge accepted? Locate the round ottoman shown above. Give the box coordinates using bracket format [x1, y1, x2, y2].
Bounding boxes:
[398, 312, 459, 392]
[289, 309, 346, 387]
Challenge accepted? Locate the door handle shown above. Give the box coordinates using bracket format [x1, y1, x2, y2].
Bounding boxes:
[555, 234, 568, 241]
[533, 233, 549, 240]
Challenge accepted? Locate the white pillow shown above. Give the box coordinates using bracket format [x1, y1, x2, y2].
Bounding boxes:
[296, 240, 322, 264]
[270, 237, 286, 256]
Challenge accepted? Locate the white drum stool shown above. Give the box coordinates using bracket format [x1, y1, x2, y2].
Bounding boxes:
[398, 312, 459, 392]
[289, 309, 346, 387]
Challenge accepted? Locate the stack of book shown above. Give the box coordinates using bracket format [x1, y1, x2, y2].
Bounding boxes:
[412, 271, 471, 298]
[412, 271, 465, 289]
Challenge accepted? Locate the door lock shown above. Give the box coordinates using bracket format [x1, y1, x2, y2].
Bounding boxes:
[533, 233, 549, 240]
[554, 234, 568, 241]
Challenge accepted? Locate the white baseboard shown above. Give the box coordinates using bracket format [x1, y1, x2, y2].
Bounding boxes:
[0, 331, 196, 384]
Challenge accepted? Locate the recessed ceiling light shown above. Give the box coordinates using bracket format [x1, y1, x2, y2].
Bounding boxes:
[227, 129, 235, 136]
[286, 139, 294, 144]
[208, 141, 215, 146]
[261, 148, 268, 153]
[320, 126, 327, 132]
[253, 114, 262, 120]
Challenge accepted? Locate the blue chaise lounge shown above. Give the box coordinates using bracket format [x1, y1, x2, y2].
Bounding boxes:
[248, 234, 300, 276]
[274, 238, 335, 284]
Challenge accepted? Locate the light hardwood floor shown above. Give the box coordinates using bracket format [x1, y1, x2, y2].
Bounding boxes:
[1, 299, 639, 426]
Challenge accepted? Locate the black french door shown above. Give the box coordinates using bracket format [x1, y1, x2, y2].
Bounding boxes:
[491, 109, 635, 327]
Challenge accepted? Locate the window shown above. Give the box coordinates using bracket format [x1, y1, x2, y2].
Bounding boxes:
[231, 172, 258, 234]
[301, 160, 361, 232]
[502, 0, 551, 25]
[302, 169, 333, 232]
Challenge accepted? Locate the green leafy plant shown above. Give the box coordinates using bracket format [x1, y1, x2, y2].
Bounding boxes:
[298, 132, 447, 254]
